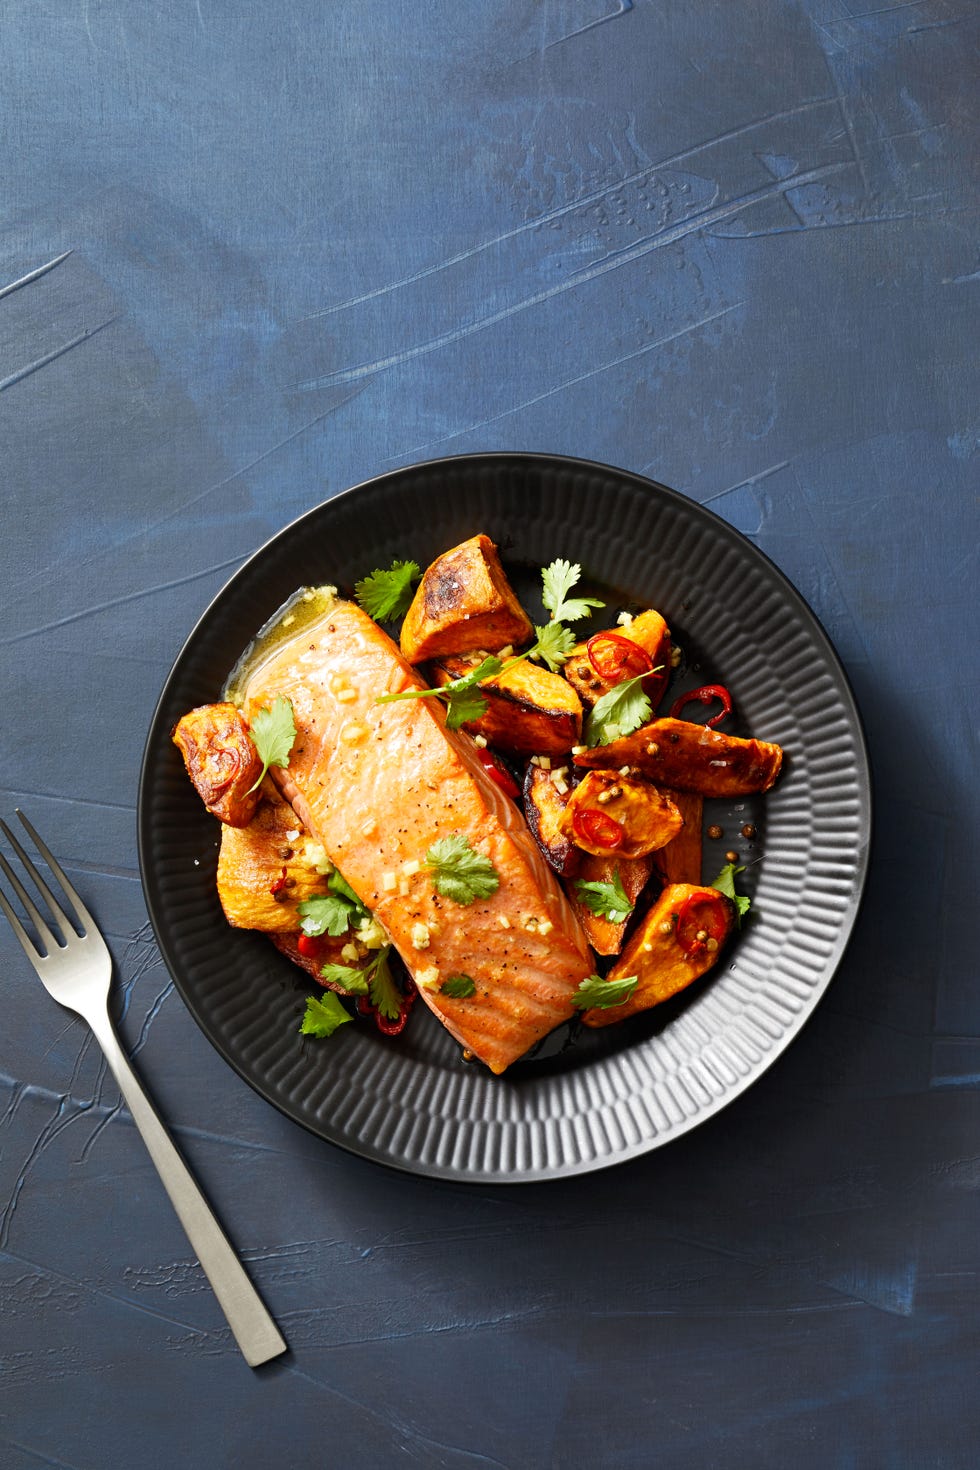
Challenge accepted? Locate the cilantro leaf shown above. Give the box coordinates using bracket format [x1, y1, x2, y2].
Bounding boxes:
[711, 863, 751, 925]
[571, 972, 639, 1010]
[297, 893, 356, 938]
[425, 835, 500, 905]
[441, 974, 477, 999]
[541, 560, 605, 624]
[368, 949, 402, 1019]
[247, 696, 297, 792]
[584, 673, 653, 746]
[375, 655, 502, 729]
[297, 869, 370, 937]
[531, 621, 577, 672]
[574, 871, 635, 923]
[444, 684, 492, 729]
[299, 991, 352, 1038]
[328, 871, 365, 911]
[318, 962, 370, 994]
[354, 559, 421, 622]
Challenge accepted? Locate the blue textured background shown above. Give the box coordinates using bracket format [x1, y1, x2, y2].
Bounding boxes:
[1, 3, 977, 1466]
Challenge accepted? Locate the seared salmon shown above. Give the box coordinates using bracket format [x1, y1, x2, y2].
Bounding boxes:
[243, 598, 594, 1073]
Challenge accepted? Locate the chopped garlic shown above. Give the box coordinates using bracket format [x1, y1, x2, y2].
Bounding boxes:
[336, 687, 358, 704]
[571, 745, 587, 756]
[381, 872, 397, 893]
[284, 829, 300, 842]
[398, 877, 410, 896]
[531, 755, 551, 770]
[410, 922, 431, 950]
[341, 943, 360, 963]
[401, 859, 420, 877]
[416, 966, 440, 990]
[497, 914, 511, 929]
[537, 919, 553, 937]
[473, 734, 488, 749]
[523, 916, 539, 932]
[497, 645, 514, 658]
[342, 724, 366, 742]
[552, 777, 569, 795]
[616, 611, 635, 627]
[361, 820, 378, 838]
[357, 917, 387, 950]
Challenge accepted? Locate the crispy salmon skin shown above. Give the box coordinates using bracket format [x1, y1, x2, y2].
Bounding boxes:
[243, 598, 593, 1074]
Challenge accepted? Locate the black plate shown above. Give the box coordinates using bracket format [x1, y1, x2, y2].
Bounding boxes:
[138, 453, 871, 1181]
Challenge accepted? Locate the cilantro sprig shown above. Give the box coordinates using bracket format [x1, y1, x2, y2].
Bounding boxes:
[574, 870, 635, 924]
[571, 972, 639, 1010]
[425, 835, 500, 906]
[301, 945, 402, 1037]
[711, 863, 751, 926]
[374, 559, 603, 725]
[297, 870, 371, 938]
[247, 696, 297, 792]
[584, 670, 659, 746]
[354, 559, 421, 622]
[299, 990, 352, 1038]
[540, 559, 606, 627]
[376, 654, 505, 729]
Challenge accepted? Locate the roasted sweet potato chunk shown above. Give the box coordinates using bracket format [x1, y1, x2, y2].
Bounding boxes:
[654, 790, 703, 885]
[269, 932, 371, 993]
[523, 764, 581, 877]
[581, 882, 735, 1026]
[574, 717, 783, 797]
[567, 851, 656, 956]
[432, 654, 582, 757]
[217, 793, 332, 932]
[400, 534, 533, 664]
[172, 702, 262, 826]
[563, 610, 671, 709]
[560, 770, 684, 858]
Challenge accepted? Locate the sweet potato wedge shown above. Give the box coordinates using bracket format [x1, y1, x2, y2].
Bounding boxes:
[172, 702, 262, 827]
[574, 717, 783, 797]
[567, 852, 657, 956]
[563, 610, 671, 709]
[216, 793, 332, 933]
[560, 770, 684, 858]
[400, 534, 533, 664]
[581, 882, 735, 1026]
[523, 763, 581, 877]
[654, 790, 703, 885]
[432, 653, 583, 757]
[269, 932, 372, 994]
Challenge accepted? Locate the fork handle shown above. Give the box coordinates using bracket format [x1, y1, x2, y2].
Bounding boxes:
[89, 1008, 287, 1367]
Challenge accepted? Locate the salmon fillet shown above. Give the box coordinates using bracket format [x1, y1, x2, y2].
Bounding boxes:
[242, 598, 594, 1073]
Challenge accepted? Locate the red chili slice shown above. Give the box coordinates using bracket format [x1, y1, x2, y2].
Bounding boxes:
[297, 933, 325, 960]
[675, 892, 730, 957]
[269, 865, 289, 896]
[668, 683, 734, 728]
[572, 807, 625, 850]
[357, 984, 417, 1036]
[586, 631, 654, 683]
[477, 748, 520, 798]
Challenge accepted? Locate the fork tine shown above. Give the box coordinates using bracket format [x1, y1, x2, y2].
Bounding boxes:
[14, 810, 98, 935]
[0, 847, 63, 952]
[0, 882, 47, 966]
[2, 812, 89, 946]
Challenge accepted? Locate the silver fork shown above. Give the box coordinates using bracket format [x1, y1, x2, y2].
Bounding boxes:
[0, 810, 287, 1368]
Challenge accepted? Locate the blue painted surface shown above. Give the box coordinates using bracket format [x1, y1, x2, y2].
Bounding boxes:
[1, 2, 977, 1465]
